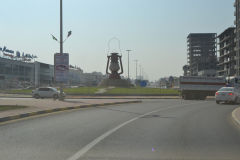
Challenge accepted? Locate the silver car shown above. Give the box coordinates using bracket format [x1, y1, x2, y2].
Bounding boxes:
[215, 87, 240, 104]
[32, 87, 64, 99]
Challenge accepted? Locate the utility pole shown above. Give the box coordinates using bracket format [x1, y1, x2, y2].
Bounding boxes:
[126, 50, 132, 80]
[134, 60, 138, 80]
[52, 0, 72, 100]
[60, 0, 63, 55]
[59, 0, 64, 100]
[139, 64, 142, 80]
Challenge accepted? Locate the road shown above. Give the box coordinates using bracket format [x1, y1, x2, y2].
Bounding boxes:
[0, 99, 240, 160]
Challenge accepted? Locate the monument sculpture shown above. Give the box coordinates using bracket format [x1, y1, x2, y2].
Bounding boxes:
[106, 53, 123, 79]
[99, 52, 130, 87]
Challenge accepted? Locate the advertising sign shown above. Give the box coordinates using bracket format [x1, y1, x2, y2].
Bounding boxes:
[54, 53, 69, 83]
[140, 81, 147, 87]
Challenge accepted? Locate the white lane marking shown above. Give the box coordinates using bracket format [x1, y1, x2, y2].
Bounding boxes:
[66, 101, 206, 160]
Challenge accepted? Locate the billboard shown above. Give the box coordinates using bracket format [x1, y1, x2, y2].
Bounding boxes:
[54, 53, 69, 83]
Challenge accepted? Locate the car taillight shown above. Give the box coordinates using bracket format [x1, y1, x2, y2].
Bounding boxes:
[228, 93, 234, 96]
[215, 92, 219, 95]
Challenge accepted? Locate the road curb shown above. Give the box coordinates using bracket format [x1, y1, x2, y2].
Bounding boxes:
[232, 107, 240, 127]
[0, 100, 142, 123]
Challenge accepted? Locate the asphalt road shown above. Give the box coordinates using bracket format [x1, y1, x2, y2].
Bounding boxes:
[0, 99, 240, 160]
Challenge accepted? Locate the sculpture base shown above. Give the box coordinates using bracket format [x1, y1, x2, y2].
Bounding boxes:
[98, 79, 132, 88]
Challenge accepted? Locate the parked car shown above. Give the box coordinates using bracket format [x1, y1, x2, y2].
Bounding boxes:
[215, 87, 240, 104]
[32, 87, 65, 99]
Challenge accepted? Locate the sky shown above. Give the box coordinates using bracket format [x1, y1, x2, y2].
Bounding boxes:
[0, 0, 235, 81]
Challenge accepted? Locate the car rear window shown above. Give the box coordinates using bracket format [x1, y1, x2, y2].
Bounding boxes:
[219, 88, 234, 91]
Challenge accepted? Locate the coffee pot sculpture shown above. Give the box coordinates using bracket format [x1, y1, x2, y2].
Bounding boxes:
[106, 53, 123, 79]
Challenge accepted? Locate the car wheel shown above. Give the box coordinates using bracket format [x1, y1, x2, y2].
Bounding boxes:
[34, 94, 40, 99]
[53, 94, 59, 100]
[216, 101, 220, 104]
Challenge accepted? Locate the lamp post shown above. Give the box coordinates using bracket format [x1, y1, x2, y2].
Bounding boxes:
[60, 0, 63, 55]
[51, 0, 72, 100]
[59, 0, 64, 100]
[51, 0, 72, 53]
[134, 60, 138, 80]
[139, 64, 142, 80]
[126, 50, 132, 80]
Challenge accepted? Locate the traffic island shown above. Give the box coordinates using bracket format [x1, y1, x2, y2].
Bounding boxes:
[232, 107, 240, 127]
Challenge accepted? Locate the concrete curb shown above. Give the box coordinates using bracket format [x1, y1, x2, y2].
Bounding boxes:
[0, 100, 141, 123]
[232, 108, 240, 127]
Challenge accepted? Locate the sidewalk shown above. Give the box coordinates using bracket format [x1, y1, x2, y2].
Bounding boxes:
[232, 107, 240, 127]
[0, 98, 141, 123]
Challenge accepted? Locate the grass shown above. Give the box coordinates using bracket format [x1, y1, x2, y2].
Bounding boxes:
[0, 87, 179, 95]
[1, 89, 32, 94]
[0, 105, 28, 112]
[63, 87, 100, 95]
[1, 87, 100, 95]
[105, 87, 180, 95]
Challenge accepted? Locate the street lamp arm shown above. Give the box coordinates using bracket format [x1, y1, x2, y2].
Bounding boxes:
[63, 31, 72, 43]
[51, 34, 60, 43]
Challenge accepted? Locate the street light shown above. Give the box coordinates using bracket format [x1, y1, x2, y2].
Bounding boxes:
[51, 0, 72, 47]
[51, 0, 72, 100]
[139, 64, 142, 80]
[126, 50, 132, 80]
[134, 59, 138, 80]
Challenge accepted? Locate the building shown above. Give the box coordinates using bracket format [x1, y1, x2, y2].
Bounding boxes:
[34, 62, 54, 87]
[0, 57, 56, 88]
[68, 67, 83, 85]
[187, 33, 217, 77]
[79, 72, 104, 86]
[0, 57, 34, 88]
[0, 56, 101, 88]
[235, 0, 240, 76]
[183, 65, 189, 76]
[158, 76, 179, 89]
[217, 27, 236, 77]
[0, 56, 106, 88]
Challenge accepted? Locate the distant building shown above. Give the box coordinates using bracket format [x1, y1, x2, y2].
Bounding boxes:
[0, 57, 35, 88]
[34, 62, 54, 87]
[0, 57, 56, 88]
[235, 0, 240, 75]
[79, 72, 104, 86]
[68, 67, 83, 85]
[158, 76, 179, 89]
[183, 65, 189, 76]
[217, 27, 236, 77]
[186, 33, 217, 77]
[0, 56, 105, 88]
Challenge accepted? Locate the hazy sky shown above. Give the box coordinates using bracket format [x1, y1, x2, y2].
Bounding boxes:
[0, 0, 235, 81]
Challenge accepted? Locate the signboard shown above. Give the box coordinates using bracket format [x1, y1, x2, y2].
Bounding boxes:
[0, 46, 37, 61]
[140, 81, 147, 87]
[54, 53, 69, 83]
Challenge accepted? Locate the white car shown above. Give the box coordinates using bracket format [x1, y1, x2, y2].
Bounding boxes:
[215, 87, 240, 104]
[32, 87, 65, 99]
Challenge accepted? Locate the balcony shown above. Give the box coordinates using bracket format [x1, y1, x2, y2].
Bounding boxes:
[218, 35, 232, 44]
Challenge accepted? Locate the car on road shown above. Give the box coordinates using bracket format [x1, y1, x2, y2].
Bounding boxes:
[32, 87, 65, 99]
[215, 87, 240, 104]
